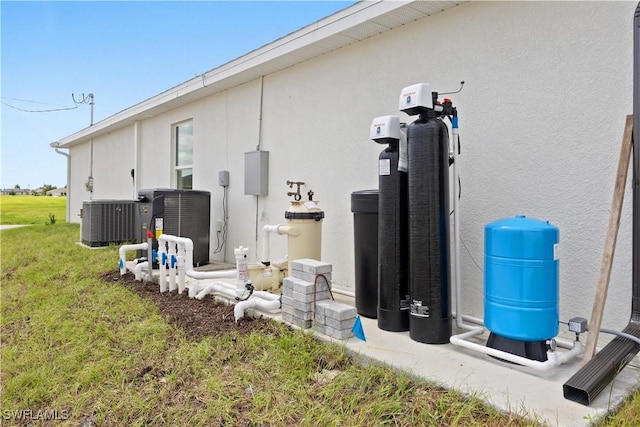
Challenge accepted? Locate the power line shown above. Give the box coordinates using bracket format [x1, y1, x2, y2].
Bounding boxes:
[1, 101, 79, 113]
[1, 97, 71, 108]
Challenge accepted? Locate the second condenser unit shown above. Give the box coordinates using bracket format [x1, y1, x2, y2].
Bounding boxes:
[137, 189, 211, 267]
[81, 199, 138, 247]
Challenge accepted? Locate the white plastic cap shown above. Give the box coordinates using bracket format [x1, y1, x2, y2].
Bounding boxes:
[399, 83, 433, 115]
[370, 115, 401, 144]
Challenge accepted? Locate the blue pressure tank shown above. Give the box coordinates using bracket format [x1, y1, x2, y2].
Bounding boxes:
[484, 215, 559, 342]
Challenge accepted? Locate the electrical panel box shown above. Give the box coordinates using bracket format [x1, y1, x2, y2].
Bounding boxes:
[244, 150, 269, 196]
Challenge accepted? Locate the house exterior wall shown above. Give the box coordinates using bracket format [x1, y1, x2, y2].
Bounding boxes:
[65, 1, 636, 334]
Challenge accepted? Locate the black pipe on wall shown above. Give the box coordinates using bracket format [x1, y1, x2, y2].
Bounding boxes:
[563, 2, 640, 406]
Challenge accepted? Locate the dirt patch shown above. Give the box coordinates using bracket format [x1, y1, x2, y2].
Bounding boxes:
[99, 270, 283, 340]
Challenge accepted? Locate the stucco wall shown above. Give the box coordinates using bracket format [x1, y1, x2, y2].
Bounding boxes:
[67, 1, 636, 335]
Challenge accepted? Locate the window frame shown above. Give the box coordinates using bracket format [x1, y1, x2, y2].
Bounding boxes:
[172, 119, 193, 190]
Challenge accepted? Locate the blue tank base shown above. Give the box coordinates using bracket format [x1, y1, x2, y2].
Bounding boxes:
[409, 315, 452, 344]
[378, 308, 409, 332]
[486, 332, 548, 363]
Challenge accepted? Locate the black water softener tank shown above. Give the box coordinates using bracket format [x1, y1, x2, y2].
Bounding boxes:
[400, 83, 452, 344]
[370, 116, 410, 331]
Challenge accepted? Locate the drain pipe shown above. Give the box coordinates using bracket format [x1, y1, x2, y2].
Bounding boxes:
[119, 242, 149, 275]
[563, 2, 640, 405]
[50, 142, 71, 222]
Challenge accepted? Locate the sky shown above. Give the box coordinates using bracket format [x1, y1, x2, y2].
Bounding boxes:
[1, 1, 355, 189]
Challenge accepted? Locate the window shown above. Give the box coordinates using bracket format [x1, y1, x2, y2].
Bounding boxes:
[174, 120, 193, 190]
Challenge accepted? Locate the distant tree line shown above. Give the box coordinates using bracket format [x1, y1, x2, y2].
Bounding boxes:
[3, 183, 61, 196]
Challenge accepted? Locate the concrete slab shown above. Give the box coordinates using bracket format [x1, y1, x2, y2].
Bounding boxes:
[319, 294, 640, 427]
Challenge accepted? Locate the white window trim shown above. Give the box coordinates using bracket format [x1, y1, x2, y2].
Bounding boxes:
[171, 119, 193, 189]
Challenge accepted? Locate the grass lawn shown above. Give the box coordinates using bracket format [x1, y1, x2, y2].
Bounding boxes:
[0, 195, 66, 225]
[0, 197, 637, 426]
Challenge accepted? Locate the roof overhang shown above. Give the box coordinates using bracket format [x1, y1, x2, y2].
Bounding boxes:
[54, 0, 464, 148]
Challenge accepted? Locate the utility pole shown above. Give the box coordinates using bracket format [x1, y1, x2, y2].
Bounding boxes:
[89, 93, 94, 126]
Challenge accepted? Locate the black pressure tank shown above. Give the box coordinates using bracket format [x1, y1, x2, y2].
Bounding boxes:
[378, 137, 410, 331]
[407, 109, 452, 344]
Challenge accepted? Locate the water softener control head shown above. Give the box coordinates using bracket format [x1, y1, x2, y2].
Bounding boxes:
[399, 83, 433, 116]
[370, 115, 401, 144]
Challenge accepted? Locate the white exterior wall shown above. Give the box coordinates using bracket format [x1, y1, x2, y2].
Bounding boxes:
[65, 1, 636, 335]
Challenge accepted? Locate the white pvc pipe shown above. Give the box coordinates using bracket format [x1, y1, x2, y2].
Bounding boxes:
[167, 239, 177, 292]
[331, 286, 355, 298]
[134, 261, 149, 281]
[187, 282, 210, 298]
[449, 328, 583, 371]
[159, 234, 195, 293]
[118, 242, 149, 275]
[451, 124, 465, 331]
[187, 269, 238, 281]
[449, 121, 483, 335]
[158, 240, 167, 293]
[234, 295, 281, 321]
[194, 281, 238, 301]
[262, 224, 280, 264]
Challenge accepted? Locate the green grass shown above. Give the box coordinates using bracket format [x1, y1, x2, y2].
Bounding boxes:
[0, 224, 543, 426]
[0, 195, 66, 225]
[0, 198, 637, 426]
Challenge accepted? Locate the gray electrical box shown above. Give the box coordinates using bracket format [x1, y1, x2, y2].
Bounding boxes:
[244, 150, 269, 196]
[218, 170, 229, 187]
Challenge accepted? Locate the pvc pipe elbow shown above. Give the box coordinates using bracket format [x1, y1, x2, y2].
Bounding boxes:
[188, 283, 209, 298]
[119, 242, 149, 275]
[134, 262, 148, 281]
[277, 225, 300, 237]
[195, 284, 216, 300]
[263, 224, 281, 235]
[234, 297, 281, 321]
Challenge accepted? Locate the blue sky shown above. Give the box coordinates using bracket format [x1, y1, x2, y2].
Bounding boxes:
[1, 1, 355, 189]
